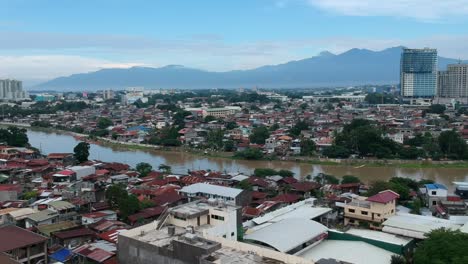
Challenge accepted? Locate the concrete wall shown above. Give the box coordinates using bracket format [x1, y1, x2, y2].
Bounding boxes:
[118, 235, 189, 264]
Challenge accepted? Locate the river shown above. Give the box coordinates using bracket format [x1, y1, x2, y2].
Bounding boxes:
[26, 129, 468, 191]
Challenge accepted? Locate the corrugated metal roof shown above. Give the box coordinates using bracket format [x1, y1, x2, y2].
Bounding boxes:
[179, 183, 242, 198]
[244, 218, 328, 253]
[382, 213, 460, 239]
[0, 226, 48, 252]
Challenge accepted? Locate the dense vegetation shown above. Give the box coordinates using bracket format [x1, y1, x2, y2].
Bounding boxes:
[0, 126, 29, 147]
[413, 229, 468, 264]
[325, 119, 468, 160]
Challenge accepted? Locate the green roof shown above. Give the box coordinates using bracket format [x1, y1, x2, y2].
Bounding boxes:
[36, 221, 79, 236]
[26, 209, 58, 222]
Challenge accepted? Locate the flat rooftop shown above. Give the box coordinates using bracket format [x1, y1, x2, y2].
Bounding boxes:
[207, 246, 284, 264]
[170, 200, 238, 218]
[298, 240, 394, 264]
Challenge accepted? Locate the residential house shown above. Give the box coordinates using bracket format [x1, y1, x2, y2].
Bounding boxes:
[0, 225, 48, 264]
[344, 190, 399, 229]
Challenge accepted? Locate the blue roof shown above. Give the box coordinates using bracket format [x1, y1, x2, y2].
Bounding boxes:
[425, 183, 447, 190]
[50, 248, 73, 262]
[127, 126, 151, 132]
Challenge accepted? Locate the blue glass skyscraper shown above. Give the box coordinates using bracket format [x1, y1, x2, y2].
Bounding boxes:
[400, 48, 438, 97]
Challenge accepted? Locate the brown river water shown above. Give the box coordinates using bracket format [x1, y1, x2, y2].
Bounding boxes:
[27, 129, 468, 192]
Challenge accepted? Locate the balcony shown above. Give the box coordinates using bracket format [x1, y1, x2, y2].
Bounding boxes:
[348, 200, 371, 209]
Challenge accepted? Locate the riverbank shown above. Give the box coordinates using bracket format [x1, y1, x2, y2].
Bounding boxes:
[2, 122, 468, 169]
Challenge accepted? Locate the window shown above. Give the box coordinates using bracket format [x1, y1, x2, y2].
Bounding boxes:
[361, 211, 368, 215]
[432, 201, 437, 205]
[231, 232, 235, 237]
[391, 209, 394, 213]
[431, 191, 436, 195]
[174, 215, 186, 221]
[348, 209, 355, 213]
[211, 215, 225, 221]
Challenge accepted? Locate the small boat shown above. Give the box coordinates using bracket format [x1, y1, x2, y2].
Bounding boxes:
[354, 164, 365, 169]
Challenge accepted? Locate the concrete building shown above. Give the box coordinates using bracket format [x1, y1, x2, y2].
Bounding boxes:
[0, 225, 48, 264]
[400, 48, 438, 97]
[438, 63, 468, 98]
[0, 80, 29, 101]
[423, 183, 448, 208]
[118, 220, 313, 264]
[343, 190, 399, 228]
[102, 89, 115, 100]
[178, 183, 250, 206]
[163, 200, 241, 241]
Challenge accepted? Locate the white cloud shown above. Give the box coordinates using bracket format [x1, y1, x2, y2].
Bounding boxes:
[2, 33, 468, 86]
[308, 0, 468, 20]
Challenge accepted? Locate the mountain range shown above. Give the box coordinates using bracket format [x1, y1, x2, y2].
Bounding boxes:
[34, 46, 466, 91]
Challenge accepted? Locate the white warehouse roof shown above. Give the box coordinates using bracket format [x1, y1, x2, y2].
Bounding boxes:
[244, 218, 328, 253]
[179, 183, 243, 198]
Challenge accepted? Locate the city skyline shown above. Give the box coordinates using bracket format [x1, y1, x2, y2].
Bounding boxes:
[2, 1, 468, 84]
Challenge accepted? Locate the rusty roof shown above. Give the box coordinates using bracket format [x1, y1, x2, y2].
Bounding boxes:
[0, 225, 48, 252]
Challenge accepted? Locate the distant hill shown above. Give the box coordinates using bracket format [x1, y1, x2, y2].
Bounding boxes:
[34, 46, 466, 91]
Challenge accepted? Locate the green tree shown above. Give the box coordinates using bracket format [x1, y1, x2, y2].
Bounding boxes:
[249, 126, 270, 144]
[0, 126, 29, 147]
[136, 162, 153, 177]
[289, 120, 309, 137]
[73, 142, 90, 163]
[105, 184, 128, 208]
[300, 139, 316, 156]
[234, 148, 264, 160]
[313, 173, 339, 184]
[414, 229, 468, 264]
[390, 255, 406, 264]
[206, 129, 224, 149]
[119, 194, 141, 220]
[341, 175, 360, 184]
[140, 199, 155, 209]
[223, 140, 235, 152]
[278, 169, 294, 177]
[225, 121, 238, 130]
[426, 104, 446, 114]
[204, 115, 216, 122]
[323, 145, 351, 158]
[158, 164, 172, 174]
[97, 117, 113, 129]
[438, 130, 467, 159]
[22, 190, 39, 200]
[254, 168, 278, 177]
[237, 179, 252, 191]
[410, 198, 422, 215]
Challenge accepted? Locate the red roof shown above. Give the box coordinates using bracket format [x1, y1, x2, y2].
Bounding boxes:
[128, 206, 166, 223]
[0, 184, 21, 192]
[280, 177, 298, 184]
[55, 170, 75, 176]
[0, 226, 48, 252]
[47, 153, 73, 159]
[243, 207, 262, 217]
[99, 228, 127, 243]
[152, 190, 184, 206]
[290, 182, 320, 192]
[272, 193, 301, 203]
[366, 190, 399, 204]
[53, 228, 95, 239]
[248, 177, 270, 188]
[447, 196, 462, 202]
[251, 191, 268, 200]
[74, 244, 114, 262]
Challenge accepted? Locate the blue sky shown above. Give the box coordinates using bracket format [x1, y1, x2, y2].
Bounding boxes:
[2, 0, 468, 84]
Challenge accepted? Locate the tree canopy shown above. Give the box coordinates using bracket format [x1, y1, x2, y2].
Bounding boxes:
[136, 162, 153, 177]
[414, 229, 468, 264]
[73, 142, 90, 164]
[0, 126, 29, 147]
[249, 126, 270, 144]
